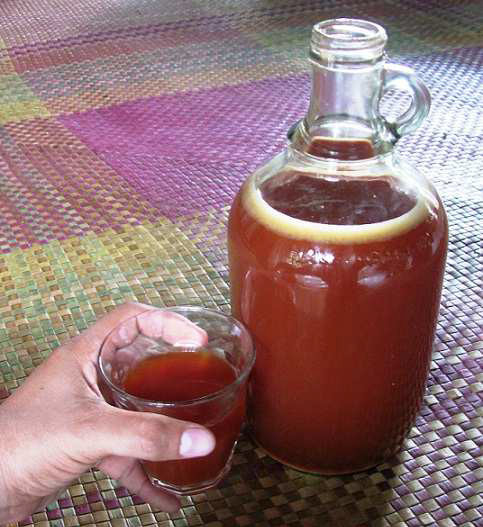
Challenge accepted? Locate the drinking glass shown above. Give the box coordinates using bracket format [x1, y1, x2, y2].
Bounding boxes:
[98, 306, 255, 495]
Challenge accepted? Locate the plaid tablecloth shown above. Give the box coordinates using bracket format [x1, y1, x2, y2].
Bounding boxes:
[0, 1, 481, 526]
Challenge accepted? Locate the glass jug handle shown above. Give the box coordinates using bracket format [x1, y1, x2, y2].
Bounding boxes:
[382, 63, 431, 141]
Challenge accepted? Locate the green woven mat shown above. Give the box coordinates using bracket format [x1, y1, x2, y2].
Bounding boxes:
[0, 0, 481, 526]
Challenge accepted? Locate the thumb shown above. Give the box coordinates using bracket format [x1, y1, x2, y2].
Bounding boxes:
[85, 405, 216, 462]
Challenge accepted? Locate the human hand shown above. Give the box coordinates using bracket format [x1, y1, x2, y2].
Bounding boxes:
[0, 303, 216, 524]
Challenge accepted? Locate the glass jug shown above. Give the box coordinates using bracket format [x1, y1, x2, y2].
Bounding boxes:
[228, 19, 447, 474]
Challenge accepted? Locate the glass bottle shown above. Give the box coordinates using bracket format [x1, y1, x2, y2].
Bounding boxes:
[228, 19, 447, 474]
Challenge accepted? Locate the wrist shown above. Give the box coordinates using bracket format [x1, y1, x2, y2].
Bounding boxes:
[0, 403, 14, 523]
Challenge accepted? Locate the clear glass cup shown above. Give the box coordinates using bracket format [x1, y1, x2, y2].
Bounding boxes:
[98, 306, 255, 495]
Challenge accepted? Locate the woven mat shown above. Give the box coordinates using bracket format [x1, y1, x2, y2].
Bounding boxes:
[0, 1, 481, 526]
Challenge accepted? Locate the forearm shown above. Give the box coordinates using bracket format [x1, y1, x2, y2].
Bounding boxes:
[0, 396, 44, 524]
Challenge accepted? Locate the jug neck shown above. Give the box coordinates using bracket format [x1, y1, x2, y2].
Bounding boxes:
[291, 19, 395, 160]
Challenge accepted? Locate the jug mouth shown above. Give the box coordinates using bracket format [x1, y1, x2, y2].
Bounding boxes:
[311, 18, 387, 61]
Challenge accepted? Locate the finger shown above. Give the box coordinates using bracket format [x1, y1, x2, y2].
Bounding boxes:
[88, 406, 215, 462]
[107, 316, 139, 352]
[97, 309, 208, 375]
[75, 302, 156, 361]
[75, 303, 208, 364]
[99, 456, 180, 513]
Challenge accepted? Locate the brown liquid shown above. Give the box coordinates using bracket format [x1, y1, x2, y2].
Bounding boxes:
[306, 136, 375, 160]
[124, 352, 245, 487]
[228, 159, 447, 474]
[123, 351, 236, 401]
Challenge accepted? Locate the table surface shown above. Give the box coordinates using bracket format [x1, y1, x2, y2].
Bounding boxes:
[0, 1, 481, 526]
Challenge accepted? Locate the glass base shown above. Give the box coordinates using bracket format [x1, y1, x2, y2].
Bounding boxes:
[250, 431, 402, 476]
[259, 446, 382, 476]
[147, 456, 234, 496]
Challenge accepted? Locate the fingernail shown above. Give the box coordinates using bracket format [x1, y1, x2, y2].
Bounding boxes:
[117, 325, 130, 343]
[138, 310, 165, 338]
[179, 428, 215, 458]
[173, 339, 200, 348]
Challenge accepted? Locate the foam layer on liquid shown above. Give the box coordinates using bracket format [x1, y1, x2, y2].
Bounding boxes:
[242, 171, 429, 244]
